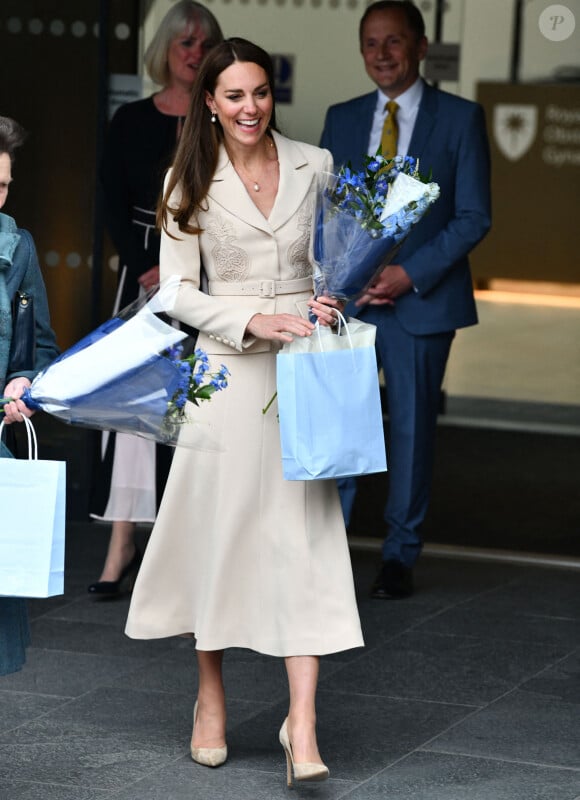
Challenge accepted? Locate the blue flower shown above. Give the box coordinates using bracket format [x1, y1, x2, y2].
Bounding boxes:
[165, 347, 230, 430]
[166, 343, 184, 361]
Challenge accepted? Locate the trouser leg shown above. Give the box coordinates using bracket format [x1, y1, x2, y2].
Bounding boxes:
[362, 308, 453, 567]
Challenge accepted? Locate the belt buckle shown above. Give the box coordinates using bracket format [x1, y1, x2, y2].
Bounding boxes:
[259, 280, 275, 298]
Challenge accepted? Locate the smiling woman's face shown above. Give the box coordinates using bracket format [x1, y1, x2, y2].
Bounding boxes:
[167, 22, 209, 90]
[0, 152, 12, 210]
[206, 60, 273, 152]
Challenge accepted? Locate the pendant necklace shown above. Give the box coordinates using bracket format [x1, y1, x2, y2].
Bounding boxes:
[248, 175, 261, 193]
[236, 162, 262, 192]
[234, 138, 277, 192]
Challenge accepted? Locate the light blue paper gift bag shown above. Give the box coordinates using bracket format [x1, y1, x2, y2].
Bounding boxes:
[276, 316, 387, 481]
[0, 417, 66, 598]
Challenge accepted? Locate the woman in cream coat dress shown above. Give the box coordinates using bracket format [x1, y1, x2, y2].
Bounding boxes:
[125, 38, 363, 784]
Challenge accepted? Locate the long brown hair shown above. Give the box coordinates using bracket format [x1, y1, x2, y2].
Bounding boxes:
[158, 37, 279, 236]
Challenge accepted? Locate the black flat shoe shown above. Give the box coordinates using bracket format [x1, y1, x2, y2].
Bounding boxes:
[87, 549, 142, 598]
[371, 559, 414, 599]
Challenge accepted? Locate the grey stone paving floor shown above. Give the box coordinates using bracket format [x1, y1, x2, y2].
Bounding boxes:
[1, 522, 579, 799]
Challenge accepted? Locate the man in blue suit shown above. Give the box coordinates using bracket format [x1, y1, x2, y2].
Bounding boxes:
[320, 0, 491, 598]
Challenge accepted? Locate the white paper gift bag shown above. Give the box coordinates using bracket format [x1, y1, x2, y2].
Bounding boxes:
[0, 417, 66, 597]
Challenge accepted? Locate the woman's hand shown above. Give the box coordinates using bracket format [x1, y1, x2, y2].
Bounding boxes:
[307, 295, 346, 327]
[246, 313, 315, 343]
[138, 265, 160, 292]
[2, 377, 33, 424]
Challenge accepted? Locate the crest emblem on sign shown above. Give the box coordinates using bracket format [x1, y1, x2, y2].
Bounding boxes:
[493, 104, 538, 161]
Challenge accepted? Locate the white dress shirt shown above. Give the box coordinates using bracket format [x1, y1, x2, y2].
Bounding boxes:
[367, 78, 424, 158]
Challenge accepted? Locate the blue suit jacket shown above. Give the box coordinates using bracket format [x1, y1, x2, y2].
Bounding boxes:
[320, 82, 491, 335]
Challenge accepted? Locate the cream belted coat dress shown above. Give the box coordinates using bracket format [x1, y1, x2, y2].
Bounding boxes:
[125, 131, 363, 657]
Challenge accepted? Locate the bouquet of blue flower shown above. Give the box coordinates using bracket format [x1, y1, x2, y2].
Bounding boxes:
[1, 277, 229, 445]
[312, 154, 440, 300]
[164, 345, 229, 435]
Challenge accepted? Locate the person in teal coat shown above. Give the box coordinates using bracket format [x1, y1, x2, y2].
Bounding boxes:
[0, 115, 59, 674]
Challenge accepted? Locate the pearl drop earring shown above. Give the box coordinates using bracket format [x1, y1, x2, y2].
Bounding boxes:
[211, 112, 217, 123]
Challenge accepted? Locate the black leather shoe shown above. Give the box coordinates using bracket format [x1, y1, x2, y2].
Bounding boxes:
[87, 549, 142, 599]
[371, 560, 414, 599]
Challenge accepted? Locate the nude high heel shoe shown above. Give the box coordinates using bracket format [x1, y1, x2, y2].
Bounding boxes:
[190, 701, 228, 768]
[279, 718, 329, 787]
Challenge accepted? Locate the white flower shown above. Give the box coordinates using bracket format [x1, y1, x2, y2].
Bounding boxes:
[379, 172, 440, 222]
[426, 182, 441, 202]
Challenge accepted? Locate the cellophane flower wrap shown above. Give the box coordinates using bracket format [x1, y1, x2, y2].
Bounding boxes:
[312, 154, 440, 300]
[0, 277, 229, 445]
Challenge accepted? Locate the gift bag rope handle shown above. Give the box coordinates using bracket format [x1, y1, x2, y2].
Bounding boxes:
[313, 309, 353, 349]
[313, 309, 359, 373]
[0, 415, 38, 460]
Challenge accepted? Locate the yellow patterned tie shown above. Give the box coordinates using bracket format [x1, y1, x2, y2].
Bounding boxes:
[380, 100, 399, 161]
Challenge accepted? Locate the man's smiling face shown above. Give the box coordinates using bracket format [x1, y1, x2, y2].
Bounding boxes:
[360, 7, 427, 99]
